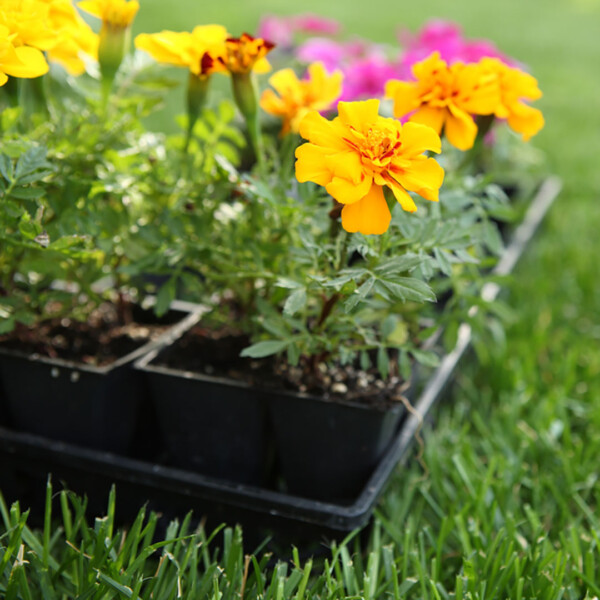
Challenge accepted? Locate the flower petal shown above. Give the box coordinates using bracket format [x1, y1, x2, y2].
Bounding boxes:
[444, 106, 477, 150]
[295, 143, 333, 185]
[298, 110, 348, 150]
[400, 121, 442, 155]
[384, 177, 417, 213]
[390, 156, 444, 202]
[341, 185, 391, 235]
[409, 106, 446, 136]
[326, 172, 373, 205]
[337, 99, 380, 131]
[385, 80, 420, 118]
[3, 46, 48, 78]
[507, 102, 545, 141]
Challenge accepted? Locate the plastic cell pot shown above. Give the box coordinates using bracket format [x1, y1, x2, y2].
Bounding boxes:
[268, 391, 405, 502]
[0, 302, 200, 454]
[135, 347, 272, 486]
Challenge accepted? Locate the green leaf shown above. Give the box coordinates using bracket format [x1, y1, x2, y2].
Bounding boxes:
[240, 340, 290, 358]
[0, 154, 13, 182]
[374, 254, 425, 276]
[344, 276, 375, 313]
[8, 186, 45, 200]
[482, 220, 504, 256]
[433, 247, 453, 276]
[377, 346, 389, 380]
[287, 342, 301, 366]
[410, 348, 440, 368]
[378, 277, 436, 303]
[284, 288, 307, 316]
[276, 278, 304, 290]
[154, 277, 176, 317]
[15, 146, 52, 181]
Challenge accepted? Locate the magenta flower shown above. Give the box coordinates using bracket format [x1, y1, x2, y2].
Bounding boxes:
[398, 19, 513, 71]
[339, 54, 399, 101]
[257, 14, 342, 49]
[296, 37, 348, 71]
[293, 14, 341, 36]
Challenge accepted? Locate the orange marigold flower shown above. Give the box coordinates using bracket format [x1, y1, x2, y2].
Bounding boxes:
[135, 25, 229, 77]
[295, 99, 444, 235]
[218, 33, 274, 75]
[385, 51, 499, 151]
[78, 0, 139, 29]
[478, 57, 544, 141]
[260, 62, 342, 136]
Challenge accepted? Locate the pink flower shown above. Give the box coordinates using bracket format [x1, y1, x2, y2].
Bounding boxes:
[257, 14, 342, 49]
[339, 54, 399, 101]
[398, 19, 513, 72]
[293, 14, 341, 36]
[296, 38, 348, 71]
[257, 16, 296, 48]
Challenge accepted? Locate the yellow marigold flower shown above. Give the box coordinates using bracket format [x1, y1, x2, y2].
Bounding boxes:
[0, 0, 57, 51]
[385, 51, 499, 151]
[260, 62, 343, 136]
[0, 25, 49, 86]
[295, 99, 444, 235]
[479, 57, 544, 141]
[135, 25, 229, 77]
[44, 0, 98, 75]
[218, 33, 274, 75]
[78, 0, 139, 29]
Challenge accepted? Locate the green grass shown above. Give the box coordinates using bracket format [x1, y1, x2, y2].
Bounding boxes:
[3, 0, 600, 596]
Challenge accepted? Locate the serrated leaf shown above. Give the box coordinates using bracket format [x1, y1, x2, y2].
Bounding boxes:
[379, 277, 436, 303]
[377, 346, 389, 379]
[9, 186, 45, 200]
[433, 247, 453, 276]
[344, 276, 375, 313]
[283, 287, 306, 316]
[287, 343, 300, 366]
[154, 277, 176, 317]
[374, 254, 425, 276]
[15, 146, 51, 180]
[482, 220, 504, 256]
[276, 278, 304, 290]
[410, 348, 440, 368]
[240, 340, 289, 358]
[0, 154, 13, 182]
[360, 350, 371, 371]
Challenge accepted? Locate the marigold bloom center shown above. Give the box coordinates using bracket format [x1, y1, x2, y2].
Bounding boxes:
[345, 125, 403, 172]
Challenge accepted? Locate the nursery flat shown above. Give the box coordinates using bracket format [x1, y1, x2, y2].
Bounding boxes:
[1, 0, 599, 596]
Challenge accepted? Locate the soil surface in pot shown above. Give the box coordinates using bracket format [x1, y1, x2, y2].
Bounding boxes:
[0, 302, 173, 367]
[153, 325, 411, 409]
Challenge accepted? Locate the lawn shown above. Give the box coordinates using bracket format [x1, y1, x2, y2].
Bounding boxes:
[3, 0, 600, 596]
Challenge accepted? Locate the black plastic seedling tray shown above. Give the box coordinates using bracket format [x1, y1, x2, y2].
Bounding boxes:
[0, 177, 561, 540]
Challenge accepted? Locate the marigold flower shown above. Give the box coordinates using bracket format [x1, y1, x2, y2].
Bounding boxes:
[295, 99, 444, 235]
[78, 0, 139, 29]
[79, 0, 139, 96]
[479, 57, 544, 141]
[0, 0, 57, 51]
[0, 25, 48, 86]
[135, 25, 229, 77]
[385, 51, 499, 151]
[218, 33, 274, 75]
[44, 0, 98, 75]
[260, 62, 342, 136]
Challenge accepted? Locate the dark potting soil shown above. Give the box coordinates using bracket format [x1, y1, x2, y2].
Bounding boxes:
[154, 325, 410, 408]
[0, 303, 171, 367]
